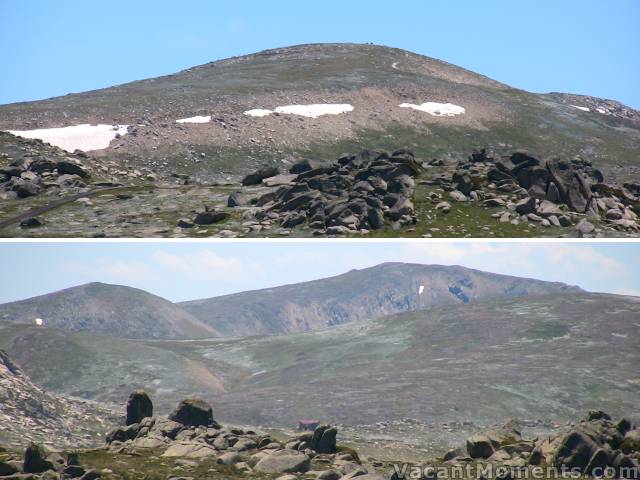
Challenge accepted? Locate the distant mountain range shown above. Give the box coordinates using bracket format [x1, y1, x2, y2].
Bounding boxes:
[0, 263, 582, 339]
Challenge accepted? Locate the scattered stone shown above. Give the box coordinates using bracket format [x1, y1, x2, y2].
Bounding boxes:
[193, 210, 229, 225]
[242, 167, 280, 186]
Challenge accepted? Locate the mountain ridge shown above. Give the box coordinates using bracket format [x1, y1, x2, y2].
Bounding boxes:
[0, 281, 219, 340]
[0, 263, 583, 339]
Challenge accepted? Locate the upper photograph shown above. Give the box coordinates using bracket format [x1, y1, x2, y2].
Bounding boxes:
[0, 1, 638, 238]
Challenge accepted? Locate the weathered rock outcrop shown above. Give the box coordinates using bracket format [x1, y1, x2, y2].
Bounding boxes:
[443, 149, 640, 236]
[125, 389, 153, 426]
[169, 398, 218, 427]
[243, 149, 421, 234]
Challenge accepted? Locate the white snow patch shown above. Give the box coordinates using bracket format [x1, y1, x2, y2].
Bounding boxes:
[571, 105, 590, 112]
[391, 62, 399, 70]
[176, 115, 211, 124]
[399, 102, 466, 117]
[244, 109, 274, 118]
[612, 333, 628, 339]
[418, 285, 425, 295]
[276, 104, 354, 118]
[7, 124, 128, 152]
[244, 104, 354, 119]
[35, 318, 43, 327]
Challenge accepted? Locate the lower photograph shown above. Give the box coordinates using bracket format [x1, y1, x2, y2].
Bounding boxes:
[0, 241, 639, 480]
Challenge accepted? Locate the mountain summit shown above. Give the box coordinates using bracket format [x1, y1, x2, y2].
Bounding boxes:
[0, 282, 219, 340]
[1, 43, 638, 183]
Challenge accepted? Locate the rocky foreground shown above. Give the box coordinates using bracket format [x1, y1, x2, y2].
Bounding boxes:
[2, 126, 639, 237]
[217, 149, 640, 237]
[1, 389, 638, 480]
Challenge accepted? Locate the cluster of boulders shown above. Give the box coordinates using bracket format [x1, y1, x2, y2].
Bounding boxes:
[444, 411, 639, 478]
[0, 152, 91, 200]
[229, 150, 421, 235]
[105, 391, 384, 479]
[434, 149, 640, 236]
[0, 442, 101, 480]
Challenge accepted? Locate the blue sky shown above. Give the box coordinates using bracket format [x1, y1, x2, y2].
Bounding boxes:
[0, 0, 638, 107]
[0, 242, 637, 303]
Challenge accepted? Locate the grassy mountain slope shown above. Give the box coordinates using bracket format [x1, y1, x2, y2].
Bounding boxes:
[0, 282, 219, 340]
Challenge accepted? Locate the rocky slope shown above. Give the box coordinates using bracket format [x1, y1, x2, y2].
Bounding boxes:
[0, 282, 219, 340]
[0, 350, 118, 448]
[180, 262, 581, 337]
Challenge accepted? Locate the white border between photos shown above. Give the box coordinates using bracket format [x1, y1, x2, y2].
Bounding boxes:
[0, 237, 638, 244]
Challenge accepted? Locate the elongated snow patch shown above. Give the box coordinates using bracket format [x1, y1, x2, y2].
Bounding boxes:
[7, 124, 128, 152]
[571, 105, 590, 112]
[418, 285, 425, 295]
[244, 104, 354, 119]
[176, 115, 211, 124]
[399, 102, 465, 117]
[244, 109, 273, 118]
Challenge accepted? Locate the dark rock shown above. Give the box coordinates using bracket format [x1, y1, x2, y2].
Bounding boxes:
[0, 461, 19, 476]
[616, 419, 633, 436]
[56, 160, 89, 178]
[28, 159, 57, 174]
[169, 398, 217, 427]
[177, 219, 194, 228]
[310, 425, 337, 454]
[488, 168, 514, 183]
[387, 197, 414, 221]
[62, 465, 86, 478]
[367, 208, 385, 230]
[515, 197, 537, 215]
[289, 160, 318, 174]
[466, 434, 495, 459]
[242, 167, 279, 186]
[388, 175, 415, 195]
[587, 411, 612, 422]
[554, 430, 597, 470]
[281, 192, 320, 211]
[469, 149, 491, 163]
[20, 217, 43, 228]
[453, 171, 473, 195]
[367, 176, 387, 194]
[23, 443, 55, 474]
[15, 181, 41, 198]
[546, 160, 592, 213]
[105, 424, 139, 444]
[510, 152, 540, 169]
[281, 212, 306, 228]
[194, 210, 229, 225]
[126, 390, 153, 426]
[0, 166, 23, 179]
[227, 191, 249, 207]
[585, 448, 611, 475]
[546, 181, 561, 203]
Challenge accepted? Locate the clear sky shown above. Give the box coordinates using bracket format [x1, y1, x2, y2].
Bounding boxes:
[0, 0, 638, 107]
[0, 241, 637, 303]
